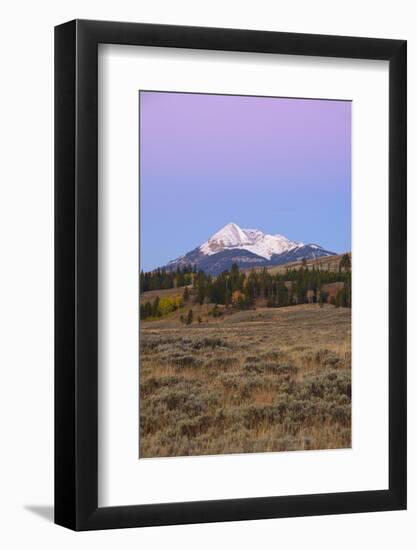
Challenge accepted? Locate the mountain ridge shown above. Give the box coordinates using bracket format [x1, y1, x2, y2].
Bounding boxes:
[162, 222, 336, 275]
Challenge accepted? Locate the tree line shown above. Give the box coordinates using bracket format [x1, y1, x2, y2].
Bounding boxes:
[140, 264, 196, 293]
[140, 254, 351, 318]
[190, 259, 351, 309]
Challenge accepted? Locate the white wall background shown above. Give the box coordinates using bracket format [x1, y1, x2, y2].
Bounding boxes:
[0, 1, 414, 548]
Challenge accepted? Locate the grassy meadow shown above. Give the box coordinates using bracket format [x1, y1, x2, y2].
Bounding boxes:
[139, 295, 351, 458]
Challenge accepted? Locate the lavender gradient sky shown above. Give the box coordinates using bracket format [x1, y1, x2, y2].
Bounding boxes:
[140, 91, 351, 271]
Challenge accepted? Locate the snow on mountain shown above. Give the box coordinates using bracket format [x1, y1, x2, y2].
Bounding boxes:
[199, 222, 301, 259]
[163, 222, 336, 275]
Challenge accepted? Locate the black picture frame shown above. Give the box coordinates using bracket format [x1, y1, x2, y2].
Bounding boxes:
[55, 19, 407, 531]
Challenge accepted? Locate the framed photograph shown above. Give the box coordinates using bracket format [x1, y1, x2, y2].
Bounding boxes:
[55, 20, 406, 530]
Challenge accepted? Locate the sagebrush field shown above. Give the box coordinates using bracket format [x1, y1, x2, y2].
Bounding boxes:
[139, 301, 351, 458]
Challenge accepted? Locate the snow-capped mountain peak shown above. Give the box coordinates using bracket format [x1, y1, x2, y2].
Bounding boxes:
[204, 222, 251, 249]
[163, 222, 336, 275]
[200, 222, 302, 260]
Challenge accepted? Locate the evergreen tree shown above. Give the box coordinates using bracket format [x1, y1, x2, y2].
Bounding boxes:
[318, 289, 328, 308]
[196, 274, 207, 305]
[145, 302, 152, 317]
[339, 253, 351, 272]
[152, 296, 160, 317]
[186, 309, 193, 325]
[276, 282, 289, 307]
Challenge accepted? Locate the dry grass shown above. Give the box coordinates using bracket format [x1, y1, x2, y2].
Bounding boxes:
[139, 303, 351, 458]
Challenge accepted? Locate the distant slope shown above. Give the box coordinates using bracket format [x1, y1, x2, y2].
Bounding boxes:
[260, 252, 352, 275]
[139, 286, 189, 305]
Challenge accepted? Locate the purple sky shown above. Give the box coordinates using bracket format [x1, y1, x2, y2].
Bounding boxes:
[140, 91, 351, 271]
